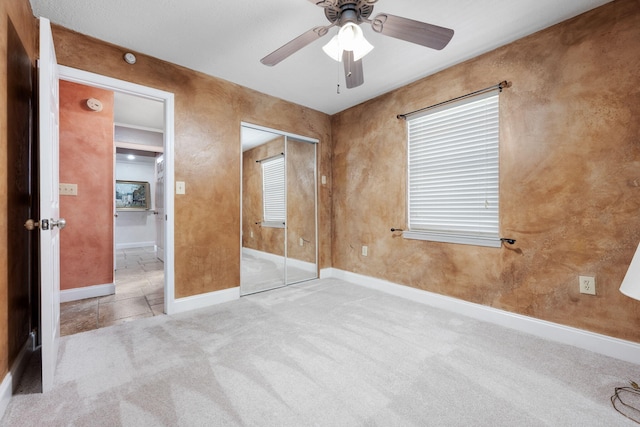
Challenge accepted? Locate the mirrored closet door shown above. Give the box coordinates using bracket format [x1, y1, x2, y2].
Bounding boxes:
[240, 124, 318, 295]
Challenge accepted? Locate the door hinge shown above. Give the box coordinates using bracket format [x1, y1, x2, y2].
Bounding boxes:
[30, 329, 38, 351]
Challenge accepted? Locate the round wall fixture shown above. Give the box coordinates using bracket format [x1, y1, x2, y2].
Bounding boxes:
[123, 52, 137, 65]
[86, 98, 103, 112]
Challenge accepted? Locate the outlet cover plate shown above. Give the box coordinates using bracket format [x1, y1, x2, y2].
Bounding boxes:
[59, 183, 77, 196]
[579, 276, 596, 295]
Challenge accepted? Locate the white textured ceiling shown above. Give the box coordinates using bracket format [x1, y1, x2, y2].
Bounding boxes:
[241, 127, 282, 152]
[114, 92, 164, 131]
[30, 0, 612, 115]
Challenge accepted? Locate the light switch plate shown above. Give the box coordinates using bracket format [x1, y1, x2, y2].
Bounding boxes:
[59, 183, 77, 196]
[176, 181, 186, 195]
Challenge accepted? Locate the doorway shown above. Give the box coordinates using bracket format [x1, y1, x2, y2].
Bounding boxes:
[56, 66, 176, 333]
[111, 95, 165, 330]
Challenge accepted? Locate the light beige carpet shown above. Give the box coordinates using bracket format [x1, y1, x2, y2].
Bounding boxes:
[2, 278, 638, 426]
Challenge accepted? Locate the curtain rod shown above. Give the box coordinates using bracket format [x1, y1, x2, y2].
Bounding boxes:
[397, 80, 511, 120]
[256, 152, 284, 163]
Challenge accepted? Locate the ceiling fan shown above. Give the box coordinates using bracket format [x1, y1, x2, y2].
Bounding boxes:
[261, 0, 455, 89]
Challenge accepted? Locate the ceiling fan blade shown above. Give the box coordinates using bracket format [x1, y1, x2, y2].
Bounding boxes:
[261, 26, 331, 66]
[343, 50, 364, 89]
[371, 13, 454, 50]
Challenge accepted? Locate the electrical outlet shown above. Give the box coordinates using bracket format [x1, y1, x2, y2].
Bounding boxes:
[362, 245, 368, 257]
[299, 237, 304, 246]
[59, 183, 77, 196]
[250, 231, 253, 238]
[579, 276, 596, 295]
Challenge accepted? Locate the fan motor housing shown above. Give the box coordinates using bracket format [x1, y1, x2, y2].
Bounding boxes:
[324, 0, 376, 25]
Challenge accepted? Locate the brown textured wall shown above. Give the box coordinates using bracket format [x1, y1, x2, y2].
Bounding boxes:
[0, 0, 36, 382]
[287, 139, 316, 264]
[242, 137, 285, 256]
[331, 0, 640, 342]
[59, 81, 114, 290]
[50, 26, 332, 298]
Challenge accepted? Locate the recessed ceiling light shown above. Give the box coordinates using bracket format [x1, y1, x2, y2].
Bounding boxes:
[127, 154, 135, 160]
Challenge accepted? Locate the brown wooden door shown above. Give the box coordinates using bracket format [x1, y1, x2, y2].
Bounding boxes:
[6, 17, 37, 367]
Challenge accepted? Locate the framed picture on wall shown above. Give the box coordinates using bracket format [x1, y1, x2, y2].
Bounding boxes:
[115, 180, 150, 211]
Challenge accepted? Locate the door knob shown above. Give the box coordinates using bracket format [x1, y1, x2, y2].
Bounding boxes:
[24, 219, 39, 231]
[25, 218, 63, 231]
[51, 218, 66, 229]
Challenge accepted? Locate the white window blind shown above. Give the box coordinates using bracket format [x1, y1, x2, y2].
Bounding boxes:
[262, 156, 285, 226]
[406, 90, 500, 247]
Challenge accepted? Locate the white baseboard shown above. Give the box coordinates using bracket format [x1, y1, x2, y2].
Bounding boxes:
[286, 257, 317, 273]
[324, 268, 640, 365]
[319, 267, 335, 279]
[170, 287, 240, 315]
[243, 247, 316, 273]
[0, 335, 34, 420]
[116, 241, 155, 250]
[60, 283, 115, 303]
[242, 247, 282, 264]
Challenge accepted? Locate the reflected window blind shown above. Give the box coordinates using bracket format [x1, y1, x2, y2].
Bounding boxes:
[407, 90, 499, 245]
[262, 156, 285, 224]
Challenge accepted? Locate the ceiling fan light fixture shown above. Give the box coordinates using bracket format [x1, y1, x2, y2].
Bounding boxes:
[337, 22, 361, 51]
[322, 24, 374, 62]
[322, 35, 343, 62]
[260, 0, 455, 91]
[351, 34, 374, 61]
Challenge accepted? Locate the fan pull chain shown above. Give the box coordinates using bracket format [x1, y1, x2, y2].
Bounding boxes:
[336, 58, 341, 94]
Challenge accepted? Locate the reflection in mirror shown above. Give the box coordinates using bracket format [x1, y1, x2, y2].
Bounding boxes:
[241, 128, 285, 294]
[286, 138, 317, 285]
[240, 125, 318, 295]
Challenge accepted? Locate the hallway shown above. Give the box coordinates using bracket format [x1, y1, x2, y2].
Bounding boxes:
[60, 247, 164, 336]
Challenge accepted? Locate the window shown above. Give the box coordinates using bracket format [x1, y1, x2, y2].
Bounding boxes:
[405, 90, 500, 247]
[262, 155, 285, 227]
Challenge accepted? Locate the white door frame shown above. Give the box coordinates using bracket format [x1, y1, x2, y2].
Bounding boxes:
[58, 65, 177, 314]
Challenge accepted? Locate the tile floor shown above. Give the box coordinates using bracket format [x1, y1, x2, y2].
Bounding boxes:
[60, 247, 165, 336]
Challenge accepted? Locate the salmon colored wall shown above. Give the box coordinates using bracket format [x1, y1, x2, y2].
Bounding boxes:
[59, 80, 114, 290]
[50, 26, 332, 299]
[0, 0, 36, 382]
[331, 0, 640, 343]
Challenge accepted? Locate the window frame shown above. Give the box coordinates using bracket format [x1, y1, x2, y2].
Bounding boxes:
[404, 89, 501, 248]
[261, 155, 286, 228]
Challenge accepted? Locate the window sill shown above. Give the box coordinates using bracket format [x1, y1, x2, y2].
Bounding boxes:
[261, 222, 285, 229]
[403, 231, 501, 248]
